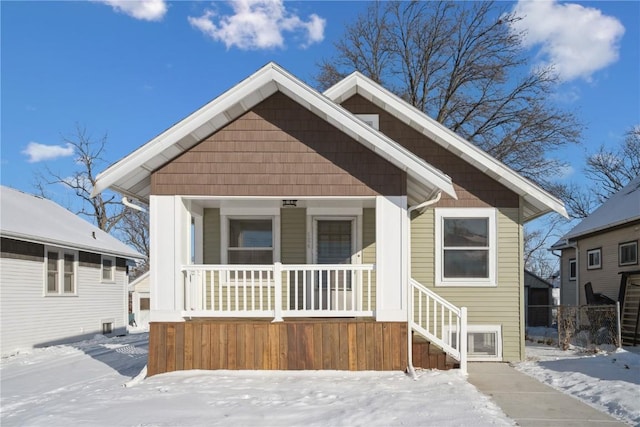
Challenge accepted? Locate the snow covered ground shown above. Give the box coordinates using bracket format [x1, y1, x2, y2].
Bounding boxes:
[1, 329, 639, 426]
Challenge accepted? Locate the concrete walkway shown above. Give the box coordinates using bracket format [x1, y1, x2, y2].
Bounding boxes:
[467, 362, 628, 427]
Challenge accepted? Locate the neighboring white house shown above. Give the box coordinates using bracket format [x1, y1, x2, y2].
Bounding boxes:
[129, 271, 150, 329]
[0, 186, 144, 356]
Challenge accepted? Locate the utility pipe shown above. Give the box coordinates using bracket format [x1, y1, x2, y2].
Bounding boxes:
[406, 191, 442, 379]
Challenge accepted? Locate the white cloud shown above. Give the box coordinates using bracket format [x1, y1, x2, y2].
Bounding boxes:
[188, 0, 326, 50]
[95, 0, 167, 22]
[511, 0, 625, 82]
[22, 142, 74, 163]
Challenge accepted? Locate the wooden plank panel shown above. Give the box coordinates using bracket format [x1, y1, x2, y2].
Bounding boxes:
[398, 323, 408, 370]
[390, 323, 402, 370]
[166, 324, 176, 373]
[268, 323, 280, 370]
[278, 323, 288, 369]
[322, 323, 333, 369]
[201, 323, 211, 370]
[313, 323, 323, 370]
[210, 323, 221, 369]
[192, 322, 202, 369]
[356, 323, 367, 370]
[175, 323, 184, 371]
[184, 322, 193, 370]
[244, 324, 255, 370]
[156, 323, 167, 375]
[148, 323, 159, 376]
[338, 323, 349, 370]
[227, 323, 237, 370]
[287, 323, 299, 370]
[236, 323, 246, 369]
[365, 322, 375, 370]
[300, 323, 314, 370]
[373, 323, 383, 370]
[382, 323, 392, 370]
[347, 322, 357, 371]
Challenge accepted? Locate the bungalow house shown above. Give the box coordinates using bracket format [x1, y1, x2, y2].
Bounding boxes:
[0, 186, 144, 356]
[92, 63, 567, 376]
[551, 175, 640, 345]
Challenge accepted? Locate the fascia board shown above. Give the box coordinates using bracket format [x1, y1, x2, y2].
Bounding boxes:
[325, 72, 568, 219]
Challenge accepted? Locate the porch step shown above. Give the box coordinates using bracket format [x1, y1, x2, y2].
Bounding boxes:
[412, 335, 458, 371]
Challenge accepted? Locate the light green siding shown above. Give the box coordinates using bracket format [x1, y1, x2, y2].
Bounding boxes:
[281, 208, 306, 264]
[411, 207, 523, 361]
[203, 208, 221, 264]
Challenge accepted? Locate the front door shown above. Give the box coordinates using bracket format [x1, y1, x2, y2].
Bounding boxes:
[313, 218, 356, 310]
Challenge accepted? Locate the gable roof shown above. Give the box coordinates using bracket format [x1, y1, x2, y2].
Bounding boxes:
[91, 62, 456, 206]
[324, 72, 568, 222]
[552, 175, 640, 247]
[0, 186, 144, 259]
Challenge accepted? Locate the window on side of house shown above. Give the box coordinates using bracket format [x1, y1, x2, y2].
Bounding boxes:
[619, 241, 638, 266]
[101, 255, 115, 282]
[228, 218, 273, 264]
[355, 114, 379, 130]
[568, 258, 576, 281]
[435, 208, 497, 286]
[587, 248, 601, 270]
[45, 248, 77, 295]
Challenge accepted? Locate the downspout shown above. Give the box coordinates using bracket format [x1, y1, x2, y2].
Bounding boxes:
[406, 191, 442, 379]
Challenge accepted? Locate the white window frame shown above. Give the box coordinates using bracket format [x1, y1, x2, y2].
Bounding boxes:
[101, 255, 115, 283]
[44, 247, 78, 296]
[619, 241, 638, 266]
[568, 258, 577, 281]
[444, 324, 502, 361]
[220, 208, 280, 264]
[435, 208, 497, 287]
[587, 248, 601, 270]
[355, 114, 379, 130]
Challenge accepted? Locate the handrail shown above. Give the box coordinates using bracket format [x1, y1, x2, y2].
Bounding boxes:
[410, 278, 467, 374]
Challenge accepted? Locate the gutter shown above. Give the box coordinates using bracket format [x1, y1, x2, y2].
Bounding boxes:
[406, 191, 442, 379]
[122, 197, 147, 213]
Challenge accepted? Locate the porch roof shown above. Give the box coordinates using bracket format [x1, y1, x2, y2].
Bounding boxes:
[324, 73, 568, 222]
[91, 62, 456, 206]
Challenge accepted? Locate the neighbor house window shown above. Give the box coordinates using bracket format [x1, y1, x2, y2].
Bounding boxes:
[587, 248, 601, 270]
[569, 258, 576, 281]
[435, 208, 496, 286]
[619, 241, 638, 266]
[228, 219, 273, 264]
[45, 248, 76, 295]
[102, 255, 115, 282]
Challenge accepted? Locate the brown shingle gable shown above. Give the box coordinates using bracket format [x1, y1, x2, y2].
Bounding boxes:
[151, 93, 406, 197]
[340, 94, 518, 208]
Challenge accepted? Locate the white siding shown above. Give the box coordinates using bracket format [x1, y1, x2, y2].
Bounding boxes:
[0, 256, 127, 356]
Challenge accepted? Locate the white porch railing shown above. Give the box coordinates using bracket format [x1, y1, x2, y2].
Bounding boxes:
[182, 263, 375, 320]
[410, 278, 467, 373]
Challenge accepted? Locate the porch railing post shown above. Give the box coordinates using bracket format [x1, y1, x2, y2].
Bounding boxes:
[273, 262, 283, 322]
[460, 307, 468, 375]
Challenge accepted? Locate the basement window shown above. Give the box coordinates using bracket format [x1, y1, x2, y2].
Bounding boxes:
[102, 322, 113, 335]
[445, 324, 502, 361]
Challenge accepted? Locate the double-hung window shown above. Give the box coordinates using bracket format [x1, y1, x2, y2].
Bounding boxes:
[228, 219, 274, 264]
[619, 241, 638, 266]
[435, 208, 496, 286]
[102, 255, 115, 282]
[46, 248, 77, 295]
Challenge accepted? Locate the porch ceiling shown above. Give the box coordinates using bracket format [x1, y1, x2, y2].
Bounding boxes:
[92, 63, 456, 207]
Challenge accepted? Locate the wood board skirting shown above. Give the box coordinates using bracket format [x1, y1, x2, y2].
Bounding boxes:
[148, 319, 412, 376]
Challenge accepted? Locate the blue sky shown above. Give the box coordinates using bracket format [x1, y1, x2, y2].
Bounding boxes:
[1, 0, 639, 206]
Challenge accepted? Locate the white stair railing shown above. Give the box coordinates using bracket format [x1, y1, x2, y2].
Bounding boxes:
[410, 278, 467, 373]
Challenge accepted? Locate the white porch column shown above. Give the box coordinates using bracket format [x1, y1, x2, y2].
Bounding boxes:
[149, 195, 189, 322]
[375, 195, 408, 321]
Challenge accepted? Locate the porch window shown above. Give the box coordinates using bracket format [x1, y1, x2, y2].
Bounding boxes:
[228, 219, 273, 264]
[45, 248, 77, 295]
[435, 208, 496, 286]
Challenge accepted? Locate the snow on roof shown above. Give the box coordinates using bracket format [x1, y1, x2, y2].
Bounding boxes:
[555, 175, 640, 245]
[0, 186, 144, 259]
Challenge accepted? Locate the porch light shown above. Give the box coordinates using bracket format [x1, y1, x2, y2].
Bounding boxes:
[282, 199, 297, 207]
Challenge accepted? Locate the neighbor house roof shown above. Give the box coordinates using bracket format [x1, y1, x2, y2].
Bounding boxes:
[0, 186, 144, 259]
[91, 62, 456, 206]
[552, 175, 640, 249]
[324, 72, 568, 222]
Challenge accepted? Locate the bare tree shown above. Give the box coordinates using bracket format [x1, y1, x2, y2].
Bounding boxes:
[317, 1, 581, 187]
[552, 126, 640, 219]
[35, 124, 150, 271]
